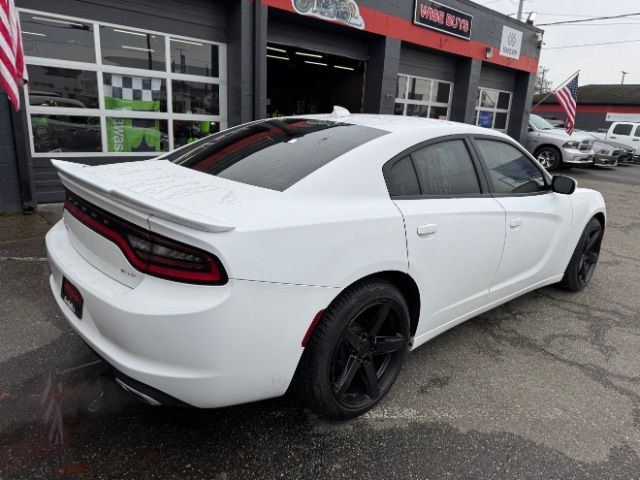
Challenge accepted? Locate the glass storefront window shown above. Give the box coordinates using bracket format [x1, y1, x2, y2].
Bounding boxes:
[406, 104, 428, 117]
[173, 120, 220, 148]
[172, 81, 219, 115]
[27, 66, 99, 109]
[103, 73, 166, 112]
[395, 74, 452, 120]
[497, 91, 511, 110]
[396, 75, 408, 100]
[429, 106, 448, 120]
[20, 13, 94, 63]
[100, 26, 165, 71]
[476, 87, 511, 132]
[31, 115, 101, 152]
[170, 38, 219, 77]
[21, 10, 225, 157]
[408, 78, 432, 102]
[106, 118, 168, 153]
[435, 83, 451, 104]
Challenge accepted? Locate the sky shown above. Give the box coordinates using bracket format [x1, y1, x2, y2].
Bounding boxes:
[480, 0, 640, 87]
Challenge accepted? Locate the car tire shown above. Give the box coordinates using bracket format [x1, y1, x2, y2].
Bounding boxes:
[558, 218, 603, 292]
[294, 278, 410, 420]
[535, 146, 562, 170]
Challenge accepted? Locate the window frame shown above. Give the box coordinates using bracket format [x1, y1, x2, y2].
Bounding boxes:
[394, 74, 454, 120]
[612, 123, 633, 137]
[19, 8, 227, 158]
[475, 87, 512, 133]
[382, 135, 489, 199]
[469, 135, 553, 197]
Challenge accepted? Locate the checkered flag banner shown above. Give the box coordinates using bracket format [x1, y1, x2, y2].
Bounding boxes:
[104, 73, 161, 104]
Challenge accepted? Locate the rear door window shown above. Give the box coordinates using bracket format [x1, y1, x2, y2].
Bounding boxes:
[411, 140, 481, 196]
[166, 118, 388, 191]
[612, 123, 633, 136]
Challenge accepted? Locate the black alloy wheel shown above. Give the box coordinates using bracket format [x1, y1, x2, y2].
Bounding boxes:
[330, 300, 407, 411]
[559, 218, 603, 292]
[294, 279, 410, 420]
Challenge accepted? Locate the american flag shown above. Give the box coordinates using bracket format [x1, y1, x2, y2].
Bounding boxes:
[555, 73, 579, 135]
[0, 0, 28, 111]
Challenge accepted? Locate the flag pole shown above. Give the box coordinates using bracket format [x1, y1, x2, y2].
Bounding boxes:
[532, 69, 580, 110]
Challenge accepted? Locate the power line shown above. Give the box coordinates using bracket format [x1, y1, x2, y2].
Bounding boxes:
[545, 38, 640, 50]
[538, 11, 640, 26]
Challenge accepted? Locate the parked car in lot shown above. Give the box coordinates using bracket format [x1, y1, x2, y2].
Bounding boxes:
[46, 112, 606, 419]
[594, 122, 640, 163]
[522, 114, 594, 170]
[579, 131, 634, 167]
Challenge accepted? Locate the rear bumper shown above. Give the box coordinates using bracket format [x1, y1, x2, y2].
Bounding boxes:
[46, 220, 338, 408]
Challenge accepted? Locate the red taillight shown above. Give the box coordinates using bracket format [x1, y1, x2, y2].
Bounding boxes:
[64, 191, 227, 285]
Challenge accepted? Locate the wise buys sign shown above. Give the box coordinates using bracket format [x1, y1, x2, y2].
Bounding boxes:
[413, 0, 472, 40]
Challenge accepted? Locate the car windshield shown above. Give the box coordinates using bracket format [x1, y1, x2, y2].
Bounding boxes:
[163, 118, 388, 191]
[530, 114, 555, 130]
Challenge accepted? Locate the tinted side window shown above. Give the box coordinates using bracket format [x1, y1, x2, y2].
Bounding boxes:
[411, 140, 480, 195]
[475, 140, 547, 194]
[634, 126, 640, 138]
[613, 124, 633, 136]
[386, 156, 420, 196]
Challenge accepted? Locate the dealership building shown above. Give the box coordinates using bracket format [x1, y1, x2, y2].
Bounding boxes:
[533, 84, 640, 131]
[0, 0, 542, 212]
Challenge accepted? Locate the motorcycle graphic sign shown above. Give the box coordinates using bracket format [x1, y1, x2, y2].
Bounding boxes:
[292, 0, 365, 30]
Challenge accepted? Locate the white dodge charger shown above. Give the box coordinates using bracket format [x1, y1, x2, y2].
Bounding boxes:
[46, 112, 606, 419]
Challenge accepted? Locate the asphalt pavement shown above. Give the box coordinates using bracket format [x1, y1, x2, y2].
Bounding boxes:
[1, 164, 640, 479]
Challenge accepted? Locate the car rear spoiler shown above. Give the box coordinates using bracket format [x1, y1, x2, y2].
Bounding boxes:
[52, 160, 235, 233]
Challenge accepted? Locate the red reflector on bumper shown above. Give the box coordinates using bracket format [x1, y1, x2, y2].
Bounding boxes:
[301, 309, 325, 348]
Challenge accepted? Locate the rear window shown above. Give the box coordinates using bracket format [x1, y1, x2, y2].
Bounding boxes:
[165, 118, 388, 191]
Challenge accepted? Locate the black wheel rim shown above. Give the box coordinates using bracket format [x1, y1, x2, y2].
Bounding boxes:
[578, 225, 601, 285]
[330, 300, 408, 411]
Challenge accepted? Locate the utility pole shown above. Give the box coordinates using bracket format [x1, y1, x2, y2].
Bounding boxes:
[621, 71, 629, 85]
[517, 0, 524, 21]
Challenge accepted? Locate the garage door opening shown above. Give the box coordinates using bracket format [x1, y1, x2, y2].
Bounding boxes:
[266, 43, 365, 117]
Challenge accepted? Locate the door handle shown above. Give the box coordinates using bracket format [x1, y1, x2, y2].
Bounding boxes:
[610, 136, 617, 139]
[417, 224, 438, 236]
[633, 139, 639, 141]
[509, 218, 522, 229]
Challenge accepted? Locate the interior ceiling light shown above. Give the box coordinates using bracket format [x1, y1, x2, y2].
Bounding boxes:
[304, 60, 328, 67]
[296, 51, 323, 59]
[267, 46, 287, 53]
[121, 45, 155, 52]
[172, 38, 204, 46]
[31, 16, 85, 27]
[113, 28, 147, 37]
[267, 54, 289, 61]
[334, 65, 354, 71]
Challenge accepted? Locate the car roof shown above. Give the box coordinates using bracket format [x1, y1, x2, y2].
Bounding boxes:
[299, 113, 503, 137]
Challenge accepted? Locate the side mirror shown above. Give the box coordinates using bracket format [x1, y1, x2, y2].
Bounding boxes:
[527, 126, 534, 132]
[552, 175, 576, 195]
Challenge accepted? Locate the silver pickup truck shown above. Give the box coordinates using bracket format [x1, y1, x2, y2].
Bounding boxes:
[522, 114, 595, 170]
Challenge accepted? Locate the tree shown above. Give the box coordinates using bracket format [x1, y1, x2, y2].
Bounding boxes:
[534, 66, 554, 95]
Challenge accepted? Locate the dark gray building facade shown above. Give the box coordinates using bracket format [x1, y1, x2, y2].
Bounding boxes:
[1, 0, 541, 212]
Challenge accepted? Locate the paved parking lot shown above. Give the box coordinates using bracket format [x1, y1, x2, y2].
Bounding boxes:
[1, 165, 640, 479]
